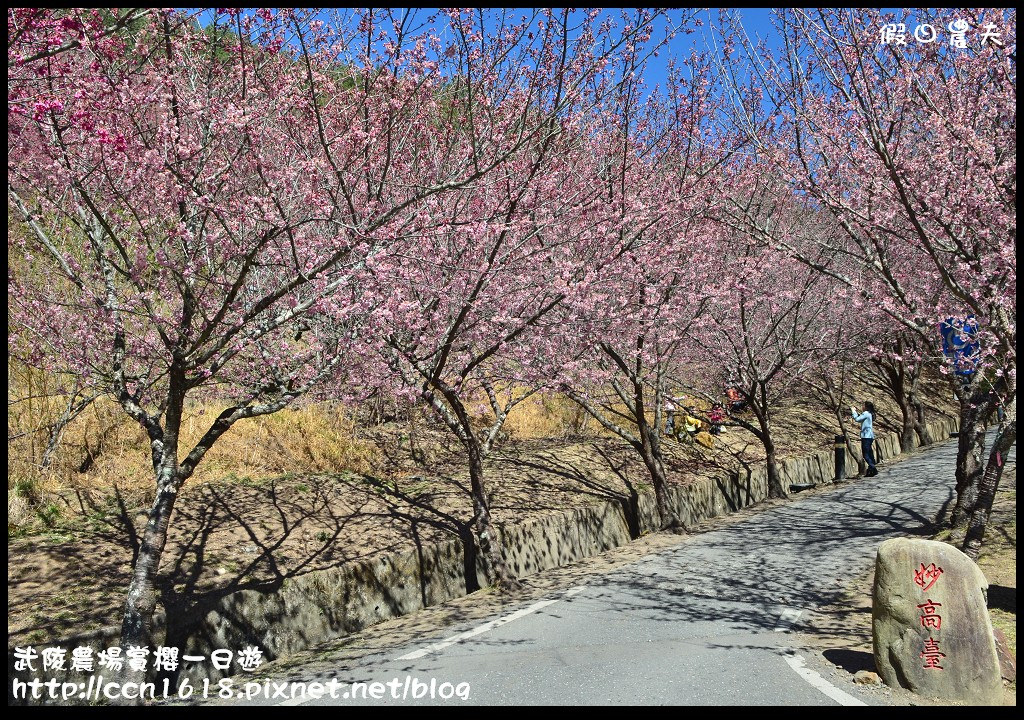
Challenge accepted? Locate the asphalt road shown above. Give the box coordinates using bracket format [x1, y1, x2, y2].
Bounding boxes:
[212, 434, 1014, 707]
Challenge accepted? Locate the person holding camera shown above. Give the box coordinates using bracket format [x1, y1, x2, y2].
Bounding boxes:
[850, 401, 878, 477]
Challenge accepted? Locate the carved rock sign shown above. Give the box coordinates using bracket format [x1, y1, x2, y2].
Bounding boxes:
[872, 538, 1003, 705]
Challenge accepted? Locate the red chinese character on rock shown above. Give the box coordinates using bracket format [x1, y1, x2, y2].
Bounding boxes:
[913, 562, 944, 591]
[917, 599, 942, 630]
[921, 638, 945, 670]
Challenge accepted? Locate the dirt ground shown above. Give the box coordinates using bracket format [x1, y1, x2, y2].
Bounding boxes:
[8, 379, 956, 648]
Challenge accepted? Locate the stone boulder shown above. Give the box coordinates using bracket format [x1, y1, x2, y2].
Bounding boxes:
[854, 670, 882, 686]
[993, 627, 1016, 683]
[872, 538, 1003, 705]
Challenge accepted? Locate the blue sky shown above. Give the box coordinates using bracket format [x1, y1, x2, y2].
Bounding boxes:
[188, 7, 785, 95]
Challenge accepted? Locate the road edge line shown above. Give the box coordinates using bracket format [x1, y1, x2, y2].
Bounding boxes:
[784, 652, 868, 706]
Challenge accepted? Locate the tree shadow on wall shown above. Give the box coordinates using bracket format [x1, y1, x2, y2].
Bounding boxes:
[9, 472, 499, 687]
[492, 442, 643, 540]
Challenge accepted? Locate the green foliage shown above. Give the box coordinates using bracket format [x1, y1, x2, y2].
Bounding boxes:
[36, 502, 63, 528]
[11, 476, 40, 504]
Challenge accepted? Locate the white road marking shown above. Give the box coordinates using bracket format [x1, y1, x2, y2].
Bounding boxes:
[396, 586, 586, 661]
[773, 607, 803, 632]
[784, 653, 868, 706]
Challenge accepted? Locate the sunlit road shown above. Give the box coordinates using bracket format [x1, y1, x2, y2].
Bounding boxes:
[215, 434, 1013, 706]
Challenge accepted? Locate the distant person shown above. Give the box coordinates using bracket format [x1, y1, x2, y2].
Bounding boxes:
[726, 385, 746, 414]
[850, 401, 878, 477]
[708, 403, 726, 435]
[683, 407, 702, 436]
[663, 393, 680, 439]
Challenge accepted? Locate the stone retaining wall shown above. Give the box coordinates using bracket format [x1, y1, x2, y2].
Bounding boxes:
[8, 415, 959, 697]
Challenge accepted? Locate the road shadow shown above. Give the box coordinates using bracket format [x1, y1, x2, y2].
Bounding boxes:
[822, 648, 875, 674]
[988, 584, 1015, 613]
[8, 473, 491, 679]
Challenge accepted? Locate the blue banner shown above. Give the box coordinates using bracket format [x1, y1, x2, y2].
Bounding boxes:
[940, 316, 980, 377]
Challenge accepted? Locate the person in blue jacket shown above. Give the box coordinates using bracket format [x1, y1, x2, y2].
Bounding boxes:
[850, 401, 878, 477]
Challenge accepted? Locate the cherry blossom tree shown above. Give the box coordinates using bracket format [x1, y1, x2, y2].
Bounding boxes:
[558, 55, 736, 532]
[769, 265, 886, 478]
[802, 345, 871, 477]
[340, 9, 686, 588]
[560, 224, 713, 533]
[358, 155, 606, 590]
[702, 216, 852, 498]
[7, 8, 154, 66]
[863, 330, 937, 452]
[8, 7, 666, 648]
[715, 8, 1015, 555]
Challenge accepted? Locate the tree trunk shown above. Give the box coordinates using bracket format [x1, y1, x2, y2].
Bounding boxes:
[637, 427, 683, 532]
[119, 362, 186, 676]
[962, 416, 1016, 560]
[116, 466, 181, 707]
[41, 389, 97, 470]
[831, 406, 864, 476]
[870, 349, 926, 454]
[847, 434, 866, 476]
[466, 440, 519, 591]
[764, 436, 784, 499]
[752, 405, 784, 498]
[949, 385, 993, 535]
[409, 403, 426, 464]
[121, 472, 180, 649]
[896, 393, 916, 453]
[910, 392, 931, 447]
